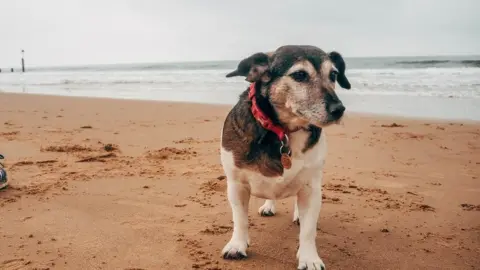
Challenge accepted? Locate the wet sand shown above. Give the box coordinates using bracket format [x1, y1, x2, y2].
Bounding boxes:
[1, 92, 479, 270]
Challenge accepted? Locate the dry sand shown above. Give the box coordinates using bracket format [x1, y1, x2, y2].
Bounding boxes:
[0, 92, 479, 270]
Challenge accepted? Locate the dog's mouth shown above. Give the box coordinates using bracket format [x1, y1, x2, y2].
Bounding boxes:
[330, 116, 344, 125]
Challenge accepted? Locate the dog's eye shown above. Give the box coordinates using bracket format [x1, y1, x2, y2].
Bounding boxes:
[290, 70, 309, 82]
[329, 70, 338, 82]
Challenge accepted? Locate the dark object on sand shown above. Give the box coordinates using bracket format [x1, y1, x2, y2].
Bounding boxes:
[104, 144, 115, 152]
[0, 154, 7, 190]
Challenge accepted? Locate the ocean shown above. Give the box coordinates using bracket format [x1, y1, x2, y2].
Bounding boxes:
[1, 55, 480, 121]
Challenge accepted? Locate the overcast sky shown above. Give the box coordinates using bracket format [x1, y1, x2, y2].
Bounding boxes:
[1, 0, 479, 67]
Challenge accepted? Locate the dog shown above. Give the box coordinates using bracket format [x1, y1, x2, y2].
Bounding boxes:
[219, 45, 351, 269]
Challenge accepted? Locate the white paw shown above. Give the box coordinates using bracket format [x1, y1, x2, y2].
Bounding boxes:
[297, 249, 325, 270]
[293, 205, 299, 225]
[258, 200, 276, 217]
[222, 239, 248, 260]
[297, 258, 326, 270]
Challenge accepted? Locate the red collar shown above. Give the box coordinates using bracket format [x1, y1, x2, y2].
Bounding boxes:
[248, 82, 294, 169]
[248, 82, 286, 141]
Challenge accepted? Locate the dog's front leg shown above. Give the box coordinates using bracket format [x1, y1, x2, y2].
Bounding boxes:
[296, 171, 325, 270]
[222, 181, 250, 259]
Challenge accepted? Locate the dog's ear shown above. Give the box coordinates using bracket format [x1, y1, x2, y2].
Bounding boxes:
[226, 52, 271, 83]
[328, 51, 351, 90]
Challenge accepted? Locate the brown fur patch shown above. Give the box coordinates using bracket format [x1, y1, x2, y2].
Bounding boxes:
[320, 60, 336, 93]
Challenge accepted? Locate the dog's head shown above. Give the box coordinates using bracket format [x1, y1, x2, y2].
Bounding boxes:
[226, 45, 351, 128]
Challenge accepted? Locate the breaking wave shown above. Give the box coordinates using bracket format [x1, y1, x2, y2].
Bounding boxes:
[394, 59, 480, 68]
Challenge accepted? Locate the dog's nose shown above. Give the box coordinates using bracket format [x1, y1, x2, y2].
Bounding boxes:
[328, 102, 345, 119]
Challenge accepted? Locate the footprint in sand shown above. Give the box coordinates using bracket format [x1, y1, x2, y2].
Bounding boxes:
[145, 147, 197, 161]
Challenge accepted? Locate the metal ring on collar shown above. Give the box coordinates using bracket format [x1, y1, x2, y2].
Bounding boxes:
[279, 134, 292, 156]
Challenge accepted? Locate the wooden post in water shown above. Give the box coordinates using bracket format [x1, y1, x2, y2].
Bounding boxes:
[21, 49, 25, 72]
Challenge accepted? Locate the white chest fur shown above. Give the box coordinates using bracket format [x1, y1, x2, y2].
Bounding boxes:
[220, 130, 327, 200]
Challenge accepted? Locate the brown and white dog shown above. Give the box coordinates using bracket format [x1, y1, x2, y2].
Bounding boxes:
[220, 45, 351, 270]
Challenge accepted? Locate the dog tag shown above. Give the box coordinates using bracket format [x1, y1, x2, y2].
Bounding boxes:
[281, 153, 292, 169]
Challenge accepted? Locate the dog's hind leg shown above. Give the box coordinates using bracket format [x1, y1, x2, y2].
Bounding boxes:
[293, 196, 300, 225]
[258, 200, 276, 216]
[222, 181, 251, 259]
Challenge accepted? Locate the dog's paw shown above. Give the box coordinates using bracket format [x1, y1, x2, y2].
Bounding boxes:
[293, 204, 299, 225]
[297, 258, 326, 270]
[293, 217, 300, 226]
[258, 200, 276, 217]
[297, 249, 325, 270]
[222, 239, 248, 260]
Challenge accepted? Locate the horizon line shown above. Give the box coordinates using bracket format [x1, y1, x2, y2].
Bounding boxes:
[2, 53, 480, 70]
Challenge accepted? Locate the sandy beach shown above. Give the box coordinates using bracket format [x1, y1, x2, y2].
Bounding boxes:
[1, 92, 479, 270]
